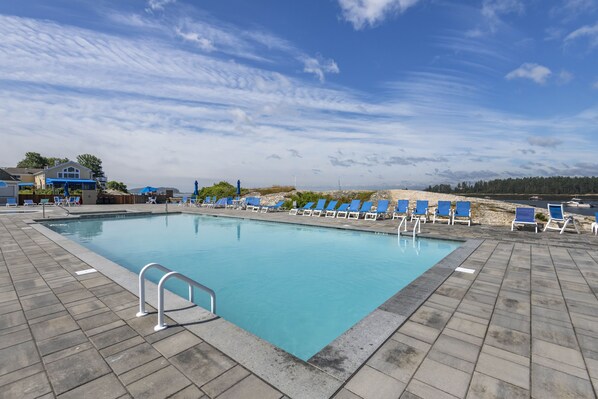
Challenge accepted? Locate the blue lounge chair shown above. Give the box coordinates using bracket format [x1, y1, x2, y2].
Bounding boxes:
[5, 198, 17, 207]
[326, 202, 347, 218]
[178, 196, 188, 207]
[23, 199, 36, 206]
[433, 201, 452, 224]
[53, 196, 63, 206]
[201, 196, 211, 207]
[392, 200, 410, 220]
[452, 201, 471, 226]
[319, 200, 338, 217]
[68, 196, 80, 206]
[365, 200, 389, 220]
[592, 213, 597, 236]
[39, 198, 50, 206]
[338, 200, 360, 219]
[348, 201, 371, 219]
[411, 200, 429, 223]
[544, 203, 580, 234]
[304, 199, 326, 216]
[260, 200, 285, 213]
[511, 207, 538, 233]
[289, 201, 314, 215]
[213, 198, 228, 208]
[246, 197, 261, 211]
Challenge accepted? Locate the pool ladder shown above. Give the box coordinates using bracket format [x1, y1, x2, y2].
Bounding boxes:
[136, 263, 216, 331]
[397, 216, 421, 238]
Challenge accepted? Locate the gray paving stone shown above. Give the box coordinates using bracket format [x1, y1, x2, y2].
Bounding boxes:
[57, 373, 127, 399]
[99, 335, 145, 358]
[345, 365, 405, 399]
[126, 365, 192, 399]
[152, 330, 202, 359]
[532, 363, 594, 399]
[406, 378, 459, 399]
[475, 352, 529, 390]
[399, 321, 441, 344]
[119, 356, 170, 386]
[0, 326, 32, 350]
[0, 310, 26, 330]
[105, 342, 162, 375]
[0, 340, 40, 376]
[532, 338, 586, 370]
[170, 342, 236, 387]
[29, 314, 79, 342]
[88, 324, 138, 350]
[485, 325, 530, 357]
[43, 341, 95, 364]
[77, 310, 121, 332]
[413, 358, 471, 398]
[169, 384, 205, 399]
[37, 329, 88, 356]
[333, 388, 363, 399]
[45, 348, 111, 394]
[367, 339, 427, 384]
[217, 375, 283, 399]
[0, 372, 52, 399]
[0, 362, 44, 388]
[201, 364, 250, 398]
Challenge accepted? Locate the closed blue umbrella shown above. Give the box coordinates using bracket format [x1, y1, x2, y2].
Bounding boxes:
[63, 182, 70, 197]
[193, 180, 199, 196]
[236, 180, 241, 196]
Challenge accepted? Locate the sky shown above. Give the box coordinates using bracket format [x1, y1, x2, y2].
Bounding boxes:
[0, 0, 597, 190]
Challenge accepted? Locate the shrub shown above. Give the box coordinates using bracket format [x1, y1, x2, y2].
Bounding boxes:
[536, 213, 547, 222]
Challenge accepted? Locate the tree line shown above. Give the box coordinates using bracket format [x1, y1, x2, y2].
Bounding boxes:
[425, 176, 598, 195]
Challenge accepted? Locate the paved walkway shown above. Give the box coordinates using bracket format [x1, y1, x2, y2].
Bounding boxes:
[1, 205, 598, 398]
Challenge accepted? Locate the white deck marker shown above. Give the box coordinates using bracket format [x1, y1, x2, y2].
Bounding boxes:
[455, 267, 475, 274]
[76, 268, 97, 275]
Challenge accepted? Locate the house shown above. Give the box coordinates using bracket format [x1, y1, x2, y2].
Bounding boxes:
[34, 161, 97, 190]
[0, 169, 19, 205]
[1, 167, 43, 183]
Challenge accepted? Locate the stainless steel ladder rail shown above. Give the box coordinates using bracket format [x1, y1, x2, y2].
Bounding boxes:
[397, 216, 420, 238]
[136, 263, 217, 331]
[137, 263, 173, 317]
[154, 271, 216, 331]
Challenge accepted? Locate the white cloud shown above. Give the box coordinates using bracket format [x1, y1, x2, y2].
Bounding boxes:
[175, 27, 215, 51]
[300, 55, 340, 82]
[0, 14, 597, 189]
[565, 23, 598, 48]
[337, 0, 420, 30]
[557, 70, 574, 84]
[505, 63, 552, 84]
[145, 0, 176, 13]
[481, 0, 525, 19]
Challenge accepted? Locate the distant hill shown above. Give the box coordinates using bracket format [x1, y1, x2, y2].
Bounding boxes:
[129, 187, 180, 194]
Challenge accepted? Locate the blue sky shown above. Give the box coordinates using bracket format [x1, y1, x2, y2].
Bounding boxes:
[0, 0, 597, 190]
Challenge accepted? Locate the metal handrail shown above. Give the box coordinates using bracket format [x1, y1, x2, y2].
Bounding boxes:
[397, 216, 420, 238]
[154, 271, 216, 331]
[397, 216, 408, 235]
[137, 263, 173, 317]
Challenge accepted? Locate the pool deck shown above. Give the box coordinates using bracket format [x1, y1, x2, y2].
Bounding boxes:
[1, 204, 597, 398]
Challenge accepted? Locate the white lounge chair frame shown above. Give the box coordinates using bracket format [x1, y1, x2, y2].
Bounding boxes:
[543, 203, 580, 234]
[23, 199, 37, 206]
[592, 222, 598, 235]
[452, 202, 472, 226]
[5, 198, 17, 207]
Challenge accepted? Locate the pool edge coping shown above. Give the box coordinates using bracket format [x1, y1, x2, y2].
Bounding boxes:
[28, 212, 481, 398]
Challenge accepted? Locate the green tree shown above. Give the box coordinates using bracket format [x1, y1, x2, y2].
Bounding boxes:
[106, 181, 128, 193]
[46, 157, 69, 167]
[16, 152, 47, 168]
[77, 154, 104, 178]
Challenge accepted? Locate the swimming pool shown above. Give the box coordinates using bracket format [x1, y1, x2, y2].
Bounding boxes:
[45, 213, 460, 360]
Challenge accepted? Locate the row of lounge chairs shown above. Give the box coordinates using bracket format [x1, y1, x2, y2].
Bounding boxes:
[286, 199, 472, 224]
[512, 204, 597, 235]
[5, 197, 80, 207]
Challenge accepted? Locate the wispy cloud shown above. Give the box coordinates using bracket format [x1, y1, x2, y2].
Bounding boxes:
[300, 54, 340, 82]
[527, 136, 563, 148]
[505, 63, 552, 84]
[337, 0, 421, 30]
[565, 22, 598, 48]
[145, 0, 176, 13]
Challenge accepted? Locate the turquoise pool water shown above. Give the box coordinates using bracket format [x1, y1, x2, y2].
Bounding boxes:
[45, 214, 460, 360]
